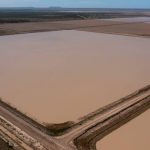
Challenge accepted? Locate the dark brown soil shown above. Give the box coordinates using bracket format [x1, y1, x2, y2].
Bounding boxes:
[0, 138, 14, 150]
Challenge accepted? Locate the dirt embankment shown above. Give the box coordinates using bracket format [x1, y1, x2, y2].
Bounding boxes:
[0, 99, 74, 136]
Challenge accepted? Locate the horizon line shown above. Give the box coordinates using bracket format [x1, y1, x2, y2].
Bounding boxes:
[0, 7, 150, 9]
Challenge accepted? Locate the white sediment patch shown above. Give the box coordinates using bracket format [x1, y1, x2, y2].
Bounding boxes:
[99, 17, 150, 23]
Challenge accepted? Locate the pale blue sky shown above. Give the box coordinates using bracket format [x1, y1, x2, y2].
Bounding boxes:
[0, 0, 150, 8]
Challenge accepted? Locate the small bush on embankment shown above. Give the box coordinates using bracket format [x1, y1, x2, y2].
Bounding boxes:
[44, 121, 75, 136]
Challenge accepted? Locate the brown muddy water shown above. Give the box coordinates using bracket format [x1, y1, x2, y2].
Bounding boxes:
[98, 110, 150, 150]
[0, 30, 150, 149]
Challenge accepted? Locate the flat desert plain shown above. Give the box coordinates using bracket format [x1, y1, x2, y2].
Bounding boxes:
[1, 17, 150, 37]
[100, 17, 150, 23]
[0, 30, 150, 149]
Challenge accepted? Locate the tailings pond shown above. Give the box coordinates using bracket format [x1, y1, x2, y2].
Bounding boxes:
[0, 30, 149, 149]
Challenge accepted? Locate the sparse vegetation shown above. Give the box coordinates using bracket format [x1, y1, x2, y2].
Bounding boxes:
[44, 121, 75, 135]
[0, 8, 145, 24]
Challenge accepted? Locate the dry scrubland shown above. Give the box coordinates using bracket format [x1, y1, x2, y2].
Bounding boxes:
[78, 22, 150, 37]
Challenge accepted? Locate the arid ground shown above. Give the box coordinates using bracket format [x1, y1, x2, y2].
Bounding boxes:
[0, 17, 150, 37]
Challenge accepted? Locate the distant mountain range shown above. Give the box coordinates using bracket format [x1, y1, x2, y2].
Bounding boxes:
[0, 7, 150, 12]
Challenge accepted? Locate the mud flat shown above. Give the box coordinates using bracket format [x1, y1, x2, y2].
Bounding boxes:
[78, 22, 150, 37]
[100, 17, 150, 23]
[0, 19, 150, 37]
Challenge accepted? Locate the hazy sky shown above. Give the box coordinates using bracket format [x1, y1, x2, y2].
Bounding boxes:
[0, 0, 150, 8]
